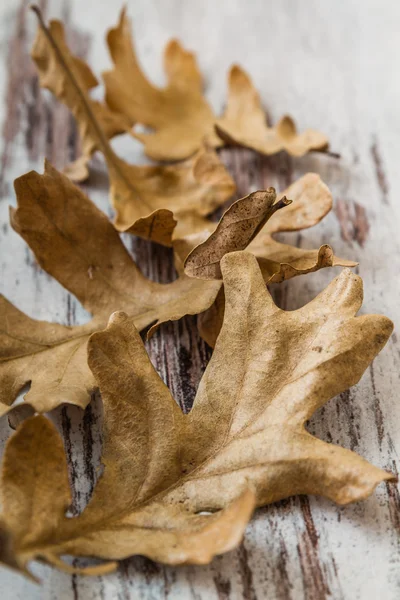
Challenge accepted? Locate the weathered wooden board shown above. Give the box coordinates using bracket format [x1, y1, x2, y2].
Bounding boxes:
[0, 0, 400, 598]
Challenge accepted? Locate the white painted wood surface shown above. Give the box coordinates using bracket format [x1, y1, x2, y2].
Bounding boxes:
[0, 0, 400, 598]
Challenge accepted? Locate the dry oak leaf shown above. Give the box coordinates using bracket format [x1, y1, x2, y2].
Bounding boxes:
[184, 173, 355, 282]
[178, 173, 356, 347]
[31, 7, 235, 245]
[0, 252, 395, 577]
[215, 67, 329, 157]
[103, 9, 328, 161]
[31, 6, 132, 183]
[103, 6, 221, 161]
[0, 162, 220, 418]
[107, 146, 235, 243]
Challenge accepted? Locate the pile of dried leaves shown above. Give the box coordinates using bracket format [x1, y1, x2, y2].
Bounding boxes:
[0, 6, 394, 580]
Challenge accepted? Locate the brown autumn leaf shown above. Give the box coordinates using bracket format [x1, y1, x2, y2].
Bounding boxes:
[103, 6, 220, 161]
[215, 66, 329, 157]
[30, 6, 131, 182]
[0, 162, 220, 418]
[31, 7, 235, 245]
[103, 8, 328, 161]
[0, 252, 394, 577]
[177, 173, 356, 346]
[184, 173, 354, 281]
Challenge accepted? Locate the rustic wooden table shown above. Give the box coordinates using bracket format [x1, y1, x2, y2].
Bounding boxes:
[1, 0, 400, 598]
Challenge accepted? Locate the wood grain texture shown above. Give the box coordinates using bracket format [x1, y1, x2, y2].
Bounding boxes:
[0, 0, 399, 598]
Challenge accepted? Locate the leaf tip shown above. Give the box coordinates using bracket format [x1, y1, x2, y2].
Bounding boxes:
[87, 311, 130, 358]
[108, 311, 130, 327]
[29, 4, 40, 16]
[336, 467, 397, 506]
[220, 250, 259, 282]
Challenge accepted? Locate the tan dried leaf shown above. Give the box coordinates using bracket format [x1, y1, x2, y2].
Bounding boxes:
[31, 7, 131, 182]
[103, 7, 221, 160]
[0, 252, 394, 577]
[108, 146, 235, 243]
[103, 9, 328, 161]
[216, 66, 329, 157]
[247, 174, 356, 282]
[178, 173, 356, 346]
[31, 7, 235, 245]
[0, 162, 220, 417]
[185, 173, 354, 282]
